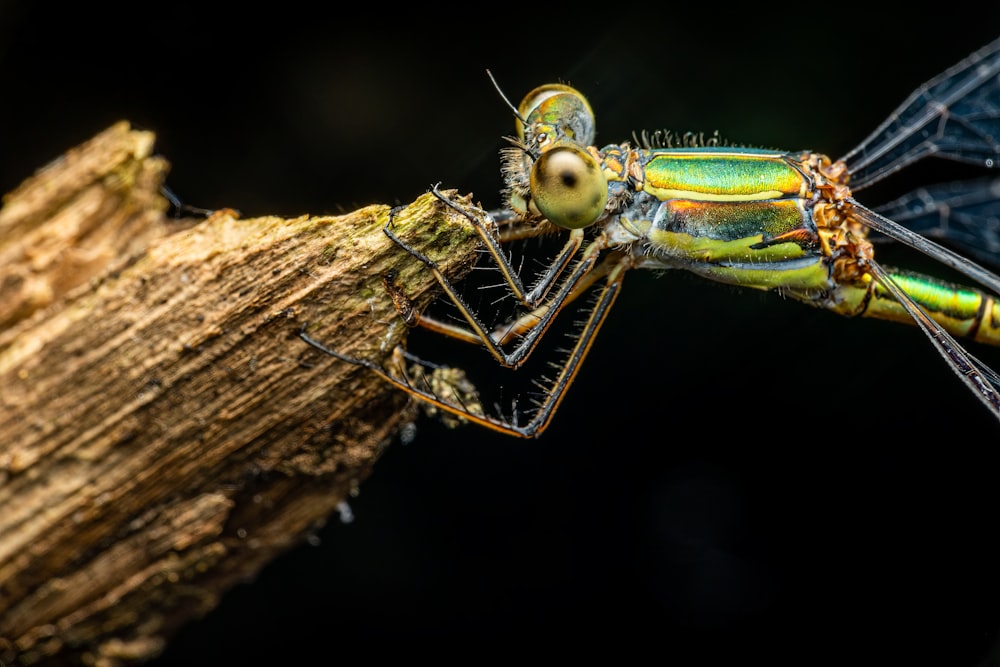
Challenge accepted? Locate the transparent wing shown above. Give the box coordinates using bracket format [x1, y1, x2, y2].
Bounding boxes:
[874, 177, 1000, 267]
[842, 37, 1000, 190]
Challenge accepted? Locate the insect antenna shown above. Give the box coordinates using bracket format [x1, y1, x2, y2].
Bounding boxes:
[486, 69, 528, 127]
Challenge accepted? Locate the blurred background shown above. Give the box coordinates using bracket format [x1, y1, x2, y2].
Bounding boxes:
[3, 3, 1000, 664]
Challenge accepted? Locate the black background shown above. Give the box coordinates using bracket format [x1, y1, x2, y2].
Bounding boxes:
[4, 4, 1000, 665]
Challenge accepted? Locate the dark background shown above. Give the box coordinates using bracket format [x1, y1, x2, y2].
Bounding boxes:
[3, 3, 1000, 665]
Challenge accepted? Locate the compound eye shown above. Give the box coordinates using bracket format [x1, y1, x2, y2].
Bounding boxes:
[529, 143, 607, 230]
[517, 83, 597, 146]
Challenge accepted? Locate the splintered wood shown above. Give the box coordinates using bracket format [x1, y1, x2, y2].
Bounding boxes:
[0, 123, 484, 665]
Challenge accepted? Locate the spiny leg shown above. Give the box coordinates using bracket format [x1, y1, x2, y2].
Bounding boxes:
[489, 251, 619, 346]
[394, 184, 585, 346]
[299, 185, 625, 436]
[428, 184, 585, 307]
[383, 184, 606, 369]
[299, 253, 631, 438]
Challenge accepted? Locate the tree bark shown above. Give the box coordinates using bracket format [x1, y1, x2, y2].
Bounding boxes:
[0, 123, 485, 666]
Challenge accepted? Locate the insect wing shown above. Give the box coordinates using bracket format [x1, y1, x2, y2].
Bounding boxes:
[841, 37, 1000, 190]
[875, 177, 1000, 267]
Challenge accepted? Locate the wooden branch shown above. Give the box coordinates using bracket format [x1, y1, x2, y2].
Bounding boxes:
[0, 123, 486, 666]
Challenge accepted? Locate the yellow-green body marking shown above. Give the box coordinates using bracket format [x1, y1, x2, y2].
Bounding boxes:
[589, 144, 1000, 345]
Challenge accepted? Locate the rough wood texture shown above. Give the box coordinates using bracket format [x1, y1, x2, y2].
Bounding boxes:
[0, 123, 485, 666]
[0, 122, 179, 332]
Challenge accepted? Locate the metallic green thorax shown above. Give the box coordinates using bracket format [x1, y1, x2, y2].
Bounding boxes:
[597, 144, 1000, 345]
[606, 146, 834, 294]
[637, 148, 810, 201]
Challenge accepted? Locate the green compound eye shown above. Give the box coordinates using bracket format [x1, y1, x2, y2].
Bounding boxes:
[529, 143, 608, 230]
[517, 83, 596, 147]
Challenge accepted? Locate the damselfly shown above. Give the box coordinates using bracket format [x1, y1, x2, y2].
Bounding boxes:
[302, 37, 1000, 438]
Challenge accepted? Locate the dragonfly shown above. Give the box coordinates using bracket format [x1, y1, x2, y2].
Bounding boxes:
[301, 37, 1000, 438]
